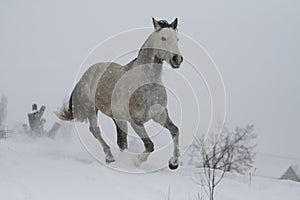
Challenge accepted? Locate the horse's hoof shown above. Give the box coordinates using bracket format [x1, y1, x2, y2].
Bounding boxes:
[105, 155, 115, 164]
[169, 162, 179, 170]
[105, 157, 115, 164]
[168, 157, 179, 170]
[138, 152, 150, 162]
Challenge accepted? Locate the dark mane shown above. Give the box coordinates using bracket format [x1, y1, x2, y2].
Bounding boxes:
[158, 20, 171, 28]
[156, 20, 177, 31]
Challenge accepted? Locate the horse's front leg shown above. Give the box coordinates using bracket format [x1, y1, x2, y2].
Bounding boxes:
[151, 107, 180, 170]
[165, 118, 180, 170]
[130, 122, 154, 166]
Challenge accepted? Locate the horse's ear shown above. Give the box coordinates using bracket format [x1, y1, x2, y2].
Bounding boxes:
[152, 17, 160, 30]
[171, 18, 178, 30]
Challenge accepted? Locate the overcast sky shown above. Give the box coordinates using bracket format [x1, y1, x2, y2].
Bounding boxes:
[1, 0, 299, 158]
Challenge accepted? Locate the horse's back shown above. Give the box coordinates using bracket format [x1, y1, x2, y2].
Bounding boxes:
[79, 62, 122, 94]
[72, 62, 122, 116]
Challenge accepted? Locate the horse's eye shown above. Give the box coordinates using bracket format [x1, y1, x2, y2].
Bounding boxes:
[161, 36, 166, 41]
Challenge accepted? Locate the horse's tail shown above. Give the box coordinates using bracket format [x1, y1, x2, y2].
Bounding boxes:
[55, 93, 74, 121]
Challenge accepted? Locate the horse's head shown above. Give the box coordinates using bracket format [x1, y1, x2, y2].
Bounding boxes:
[143, 18, 183, 68]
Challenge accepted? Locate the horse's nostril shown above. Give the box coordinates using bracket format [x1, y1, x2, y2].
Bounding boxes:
[179, 55, 183, 63]
[172, 55, 178, 63]
[172, 55, 177, 62]
[173, 55, 183, 64]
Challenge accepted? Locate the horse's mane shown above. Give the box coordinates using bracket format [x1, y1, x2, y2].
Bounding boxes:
[156, 20, 178, 31]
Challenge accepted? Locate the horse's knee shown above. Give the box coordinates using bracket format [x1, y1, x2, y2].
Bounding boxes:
[89, 126, 104, 142]
[169, 125, 179, 137]
[163, 117, 179, 138]
[89, 126, 100, 135]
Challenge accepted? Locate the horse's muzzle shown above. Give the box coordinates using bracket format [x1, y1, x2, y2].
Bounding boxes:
[170, 54, 183, 68]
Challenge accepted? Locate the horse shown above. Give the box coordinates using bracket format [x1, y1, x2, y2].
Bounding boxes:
[56, 18, 183, 170]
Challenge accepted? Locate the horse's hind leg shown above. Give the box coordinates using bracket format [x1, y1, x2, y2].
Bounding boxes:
[130, 122, 154, 165]
[88, 110, 115, 164]
[151, 107, 180, 170]
[113, 119, 128, 151]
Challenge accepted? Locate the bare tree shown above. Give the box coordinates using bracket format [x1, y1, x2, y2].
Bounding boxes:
[190, 125, 256, 200]
[221, 125, 256, 174]
[189, 125, 256, 174]
[198, 135, 227, 200]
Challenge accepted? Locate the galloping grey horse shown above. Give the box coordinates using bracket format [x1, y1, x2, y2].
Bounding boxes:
[56, 18, 183, 169]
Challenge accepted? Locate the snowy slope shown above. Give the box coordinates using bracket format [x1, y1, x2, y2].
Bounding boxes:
[1, 131, 300, 200]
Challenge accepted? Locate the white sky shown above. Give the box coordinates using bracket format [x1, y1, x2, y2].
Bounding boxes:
[0, 0, 299, 158]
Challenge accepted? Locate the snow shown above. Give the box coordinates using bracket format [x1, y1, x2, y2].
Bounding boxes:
[1, 130, 300, 200]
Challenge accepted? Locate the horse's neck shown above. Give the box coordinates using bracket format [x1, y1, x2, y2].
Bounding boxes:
[129, 48, 163, 83]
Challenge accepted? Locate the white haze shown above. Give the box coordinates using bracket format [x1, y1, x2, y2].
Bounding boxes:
[0, 0, 299, 160]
